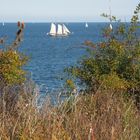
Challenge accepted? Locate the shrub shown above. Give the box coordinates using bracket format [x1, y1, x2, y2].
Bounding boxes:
[0, 22, 30, 116]
[66, 3, 140, 105]
[0, 22, 28, 87]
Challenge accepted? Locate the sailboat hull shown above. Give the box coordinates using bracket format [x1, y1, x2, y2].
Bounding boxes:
[48, 33, 57, 37]
[48, 33, 69, 37]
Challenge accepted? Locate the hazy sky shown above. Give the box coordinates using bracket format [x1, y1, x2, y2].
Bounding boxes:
[0, 0, 139, 22]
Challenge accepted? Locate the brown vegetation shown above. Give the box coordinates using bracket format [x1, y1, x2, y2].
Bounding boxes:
[0, 85, 139, 140]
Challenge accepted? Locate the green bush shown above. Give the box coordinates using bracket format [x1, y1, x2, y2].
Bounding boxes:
[0, 22, 28, 86]
[66, 3, 140, 102]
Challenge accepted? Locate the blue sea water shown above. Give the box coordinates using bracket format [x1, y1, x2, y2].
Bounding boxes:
[0, 23, 108, 94]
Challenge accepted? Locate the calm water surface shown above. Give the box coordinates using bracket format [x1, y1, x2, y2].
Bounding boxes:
[0, 23, 109, 94]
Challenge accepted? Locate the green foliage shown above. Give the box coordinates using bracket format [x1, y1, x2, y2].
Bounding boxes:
[65, 79, 75, 91]
[0, 50, 27, 85]
[0, 22, 28, 86]
[66, 3, 140, 96]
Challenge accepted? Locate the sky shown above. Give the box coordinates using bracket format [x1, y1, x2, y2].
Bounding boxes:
[0, 0, 139, 22]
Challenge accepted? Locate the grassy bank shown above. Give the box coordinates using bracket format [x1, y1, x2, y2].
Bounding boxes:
[0, 85, 139, 140]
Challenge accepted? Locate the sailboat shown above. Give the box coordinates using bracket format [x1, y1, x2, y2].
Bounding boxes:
[48, 23, 71, 36]
[85, 22, 88, 28]
[109, 23, 113, 30]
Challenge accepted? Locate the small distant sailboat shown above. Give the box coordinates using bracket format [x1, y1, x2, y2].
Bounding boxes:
[85, 22, 88, 28]
[48, 23, 71, 36]
[109, 23, 113, 30]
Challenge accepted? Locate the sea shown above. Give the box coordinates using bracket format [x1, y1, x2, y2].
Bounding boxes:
[0, 22, 109, 96]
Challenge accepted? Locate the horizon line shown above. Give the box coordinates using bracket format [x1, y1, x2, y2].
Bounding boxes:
[0, 21, 131, 23]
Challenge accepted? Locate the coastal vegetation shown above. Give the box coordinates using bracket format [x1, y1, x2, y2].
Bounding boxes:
[0, 4, 140, 140]
[0, 88, 139, 140]
[0, 22, 27, 87]
[66, 4, 140, 108]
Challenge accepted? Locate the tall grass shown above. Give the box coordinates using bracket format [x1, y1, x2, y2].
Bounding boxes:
[0, 84, 139, 140]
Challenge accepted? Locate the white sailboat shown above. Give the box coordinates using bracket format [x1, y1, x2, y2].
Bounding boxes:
[48, 23, 71, 36]
[85, 22, 88, 28]
[109, 23, 113, 30]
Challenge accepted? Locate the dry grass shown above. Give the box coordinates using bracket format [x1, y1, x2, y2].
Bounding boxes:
[0, 85, 139, 140]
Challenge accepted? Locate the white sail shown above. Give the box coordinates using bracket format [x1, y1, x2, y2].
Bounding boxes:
[109, 23, 113, 30]
[49, 23, 56, 35]
[62, 25, 68, 35]
[85, 22, 88, 28]
[63, 24, 71, 34]
[57, 24, 63, 35]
